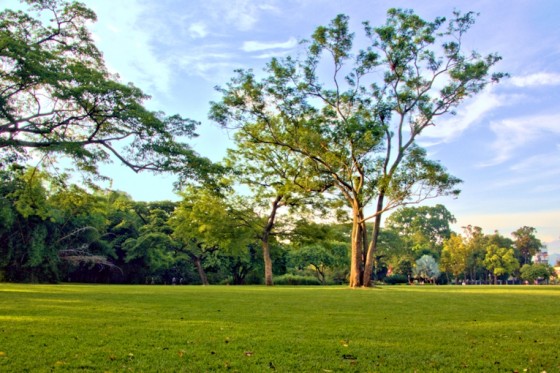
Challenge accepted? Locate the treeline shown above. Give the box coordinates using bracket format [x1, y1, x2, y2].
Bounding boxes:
[0, 166, 348, 284]
[379, 213, 556, 285]
[1, 166, 555, 285]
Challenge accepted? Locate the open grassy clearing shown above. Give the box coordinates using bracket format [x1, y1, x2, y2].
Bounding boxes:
[0, 284, 558, 372]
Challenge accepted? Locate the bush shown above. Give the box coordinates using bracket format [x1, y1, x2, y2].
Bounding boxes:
[383, 274, 409, 285]
[273, 274, 322, 285]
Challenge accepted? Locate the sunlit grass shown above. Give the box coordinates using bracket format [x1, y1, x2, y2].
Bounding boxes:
[0, 284, 559, 372]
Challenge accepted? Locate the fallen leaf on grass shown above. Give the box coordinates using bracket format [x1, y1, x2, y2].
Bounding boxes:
[54, 361, 66, 367]
[178, 350, 185, 358]
[0, 352, 5, 357]
[244, 351, 253, 357]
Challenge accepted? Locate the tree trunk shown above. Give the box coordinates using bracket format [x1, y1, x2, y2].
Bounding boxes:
[194, 257, 209, 286]
[262, 239, 274, 286]
[261, 195, 283, 286]
[349, 202, 364, 287]
[363, 193, 385, 287]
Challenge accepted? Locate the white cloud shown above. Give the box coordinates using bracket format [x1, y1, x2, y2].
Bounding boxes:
[482, 113, 560, 166]
[173, 48, 238, 81]
[242, 37, 298, 52]
[89, 1, 173, 98]
[188, 22, 208, 39]
[204, 0, 279, 31]
[510, 72, 560, 87]
[422, 88, 505, 144]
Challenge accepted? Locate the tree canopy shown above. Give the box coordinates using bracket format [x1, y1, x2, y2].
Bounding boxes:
[211, 9, 505, 287]
[0, 0, 212, 184]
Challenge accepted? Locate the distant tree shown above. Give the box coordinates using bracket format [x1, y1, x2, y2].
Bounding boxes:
[483, 244, 519, 284]
[440, 233, 468, 282]
[385, 204, 456, 257]
[288, 221, 349, 284]
[375, 228, 411, 280]
[170, 186, 256, 285]
[224, 113, 333, 286]
[520, 263, 556, 284]
[211, 10, 505, 287]
[121, 207, 177, 282]
[512, 226, 544, 266]
[413, 255, 440, 284]
[0, 0, 211, 183]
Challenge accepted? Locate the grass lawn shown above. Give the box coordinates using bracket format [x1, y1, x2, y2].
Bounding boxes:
[0, 284, 558, 372]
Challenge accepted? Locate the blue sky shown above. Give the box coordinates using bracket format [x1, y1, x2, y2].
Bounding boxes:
[5, 1, 560, 251]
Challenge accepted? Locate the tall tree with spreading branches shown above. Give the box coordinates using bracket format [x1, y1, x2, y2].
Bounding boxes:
[211, 9, 505, 287]
[0, 0, 212, 184]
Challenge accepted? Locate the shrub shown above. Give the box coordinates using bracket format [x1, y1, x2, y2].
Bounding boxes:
[273, 274, 322, 285]
[383, 274, 409, 285]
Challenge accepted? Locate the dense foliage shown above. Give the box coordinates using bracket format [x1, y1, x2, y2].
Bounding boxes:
[0, 165, 555, 285]
[0, 0, 213, 185]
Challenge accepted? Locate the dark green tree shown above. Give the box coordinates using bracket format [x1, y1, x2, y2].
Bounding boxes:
[385, 204, 456, 258]
[520, 263, 556, 284]
[170, 186, 256, 285]
[0, 0, 211, 184]
[512, 226, 543, 266]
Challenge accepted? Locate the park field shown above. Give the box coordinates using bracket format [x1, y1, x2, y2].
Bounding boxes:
[0, 284, 558, 372]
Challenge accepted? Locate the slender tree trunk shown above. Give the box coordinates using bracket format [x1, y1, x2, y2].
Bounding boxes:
[349, 202, 364, 287]
[194, 257, 209, 286]
[261, 195, 283, 286]
[363, 193, 385, 287]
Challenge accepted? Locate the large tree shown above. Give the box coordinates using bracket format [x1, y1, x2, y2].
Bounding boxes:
[211, 9, 505, 287]
[0, 0, 210, 183]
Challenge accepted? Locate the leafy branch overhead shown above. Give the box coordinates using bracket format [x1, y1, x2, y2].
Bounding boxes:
[0, 0, 213, 184]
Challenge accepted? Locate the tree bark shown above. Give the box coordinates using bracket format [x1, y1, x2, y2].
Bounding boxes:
[193, 257, 209, 286]
[262, 239, 274, 286]
[349, 202, 364, 287]
[261, 195, 283, 286]
[363, 193, 385, 287]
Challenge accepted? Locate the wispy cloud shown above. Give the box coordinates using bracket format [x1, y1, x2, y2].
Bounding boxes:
[242, 37, 298, 52]
[482, 113, 560, 166]
[421, 87, 505, 144]
[89, 1, 173, 98]
[205, 0, 280, 31]
[510, 72, 560, 87]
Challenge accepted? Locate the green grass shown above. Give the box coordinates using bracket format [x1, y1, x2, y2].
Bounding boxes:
[0, 284, 559, 372]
